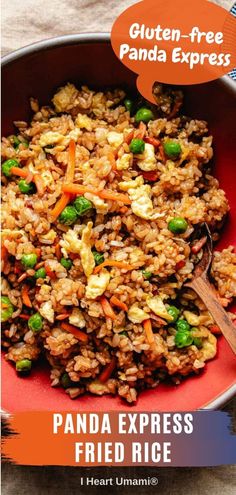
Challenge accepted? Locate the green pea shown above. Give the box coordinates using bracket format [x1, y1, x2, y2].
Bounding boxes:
[168, 217, 188, 234]
[164, 140, 182, 159]
[167, 305, 180, 323]
[60, 257, 73, 270]
[73, 196, 93, 216]
[135, 107, 154, 123]
[176, 319, 190, 333]
[34, 267, 46, 279]
[21, 253, 38, 269]
[59, 205, 78, 225]
[16, 359, 32, 372]
[1, 296, 14, 322]
[61, 372, 73, 389]
[92, 251, 104, 266]
[120, 331, 128, 337]
[18, 179, 35, 194]
[28, 313, 43, 333]
[2, 158, 19, 177]
[175, 331, 193, 348]
[142, 270, 152, 280]
[124, 98, 134, 114]
[129, 138, 145, 154]
[13, 136, 21, 149]
[193, 337, 203, 349]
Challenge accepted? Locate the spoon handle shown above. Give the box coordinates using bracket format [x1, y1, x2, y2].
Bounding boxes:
[186, 275, 236, 355]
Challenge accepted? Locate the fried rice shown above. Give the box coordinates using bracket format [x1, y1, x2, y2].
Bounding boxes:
[1, 82, 236, 403]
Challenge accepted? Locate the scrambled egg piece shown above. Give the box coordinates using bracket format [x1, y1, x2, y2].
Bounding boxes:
[41, 170, 54, 188]
[129, 247, 145, 264]
[39, 300, 54, 323]
[116, 153, 132, 171]
[39, 131, 64, 148]
[85, 192, 108, 214]
[128, 304, 149, 324]
[39, 229, 57, 245]
[183, 311, 200, 327]
[69, 308, 86, 328]
[137, 143, 157, 171]
[75, 113, 93, 131]
[52, 83, 78, 113]
[119, 176, 164, 221]
[85, 270, 110, 299]
[60, 222, 95, 277]
[107, 131, 123, 148]
[200, 330, 217, 360]
[147, 296, 173, 321]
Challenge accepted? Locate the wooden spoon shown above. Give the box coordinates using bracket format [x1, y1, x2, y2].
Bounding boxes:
[185, 223, 236, 355]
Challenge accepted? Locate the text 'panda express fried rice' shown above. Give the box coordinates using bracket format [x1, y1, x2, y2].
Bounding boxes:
[1, 83, 236, 403]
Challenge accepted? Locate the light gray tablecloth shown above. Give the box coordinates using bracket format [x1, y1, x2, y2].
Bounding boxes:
[2, 0, 236, 493]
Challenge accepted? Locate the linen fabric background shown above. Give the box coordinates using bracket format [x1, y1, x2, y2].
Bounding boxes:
[1, 0, 236, 494]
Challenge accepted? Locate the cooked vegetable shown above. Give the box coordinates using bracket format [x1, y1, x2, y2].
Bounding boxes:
[73, 196, 93, 216]
[99, 356, 117, 383]
[100, 296, 116, 320]
[63, 183, 131, 204]
[142, 270, 152, 279]
[168, 217, 188, 234]
[16, 359, 32, 372]
[192, 337, 203, 348]
[18, 179, 35, 194]
[34, 267, 46, 279]
[61, 372, 73, 388]
[60, 257, 73, 270]
[21, 253, 38, 269]
[135, 108, 154, 123]
[110, 295, 128, 312]
[124, 98, 134, 114]
[10, 167, 28, 178]
[92, 251, 104, 266]
[176, 319, 191, 333]
[141, 170, 159, 181]
[167, 306, 180, 323]
[143, 319, 155, 344]
[28, 313, 43, 333]
[2, 159, 20, 177]
[21, 285, 32, 308]
[129, 138, 145, 154]
[59, 205, 78, 225]
[13, 136, 28, 149]
[1, 296, 14, 322]
[61, 322, 88, 342]
[175, 331, 193, 348]
[164, 140, 182, 159]
[51, 193, 71, 221]
[66, 139, 76, 183]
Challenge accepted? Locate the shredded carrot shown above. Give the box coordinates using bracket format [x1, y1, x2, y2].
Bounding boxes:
[144, 136, 160, 148]
[62, 183, 131, 205]
[110, 295, 128, 312]
[54, 242, 61, 261]
[11, 167, 28, 178]
[159, 144, 166, 164]
[1, 245, 8, 262]
[44, 262, 56, 279]
[120, 206, 129, 214]
[141, 170, 159, 182]
[124, 129, 135, 144]
[18, 273, 27, 283]
[50, 192, 71, 221]
[143, 319, 155, 344]
[25, 172, 34, 184]
[35, 261, 45, 270]
[19, 314, 30, 320]
[34, 248, 41, 258]
[1, 303, 9, 308]
[108, 152, 117, 171]
[55, 313, 71, 321]
[21, 285, 32, 308]
[100, 296, 117, 320]
[176, 260, 186, 270]
[99, 356, 117, 383]
[94, 260, 137, 274]
[66, 139, 76, 182]
[135, 122, 146, 140]
[34, 173, 45, 196]
[61, 322, 88, 342]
